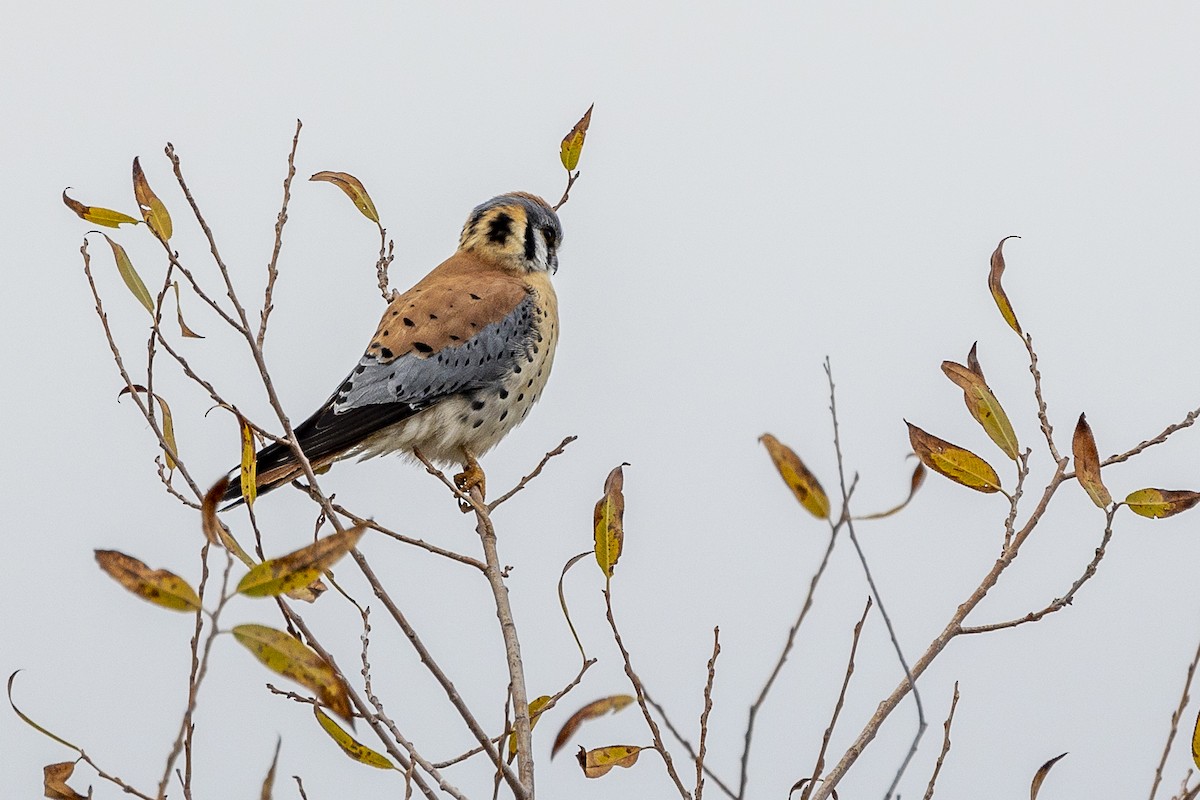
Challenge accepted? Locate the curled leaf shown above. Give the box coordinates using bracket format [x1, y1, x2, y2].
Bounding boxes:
[1072, 414, 1111, 508]
[132, 157, 173, 241]
[552, 695, 635, 757]
[8, 671, 82, 752]
[233, 624, 352, 722]
[314, 707, 395, 769]
[576, 744, 643, 778]
[907, 422, 1002, 493]
[239, 414, 258, 508]
[560, 104, 594, 172]
[507, 695, 552, 761]
[310, 171, 380, 224]
[100, 232, 154, 314]
[988, 235, 1022, 334]
[1124, 488, 1200, 519]
[759, 434, 830, 519]
[95, 550, 201, 612]
[237, 525, 366, 597]
[62, 189, 138, 228]
[118, 384, 178, 470]
[43, 761, 87, 800]
[941, 357, 1020, 461]
[558, 551, 592, 663]
[172, 282, 203, 338]
[1030, 752, 1067, 800]
[202, 478, 256, 566]
[594, 464, 628, 578]
[857, 460, 926, 520]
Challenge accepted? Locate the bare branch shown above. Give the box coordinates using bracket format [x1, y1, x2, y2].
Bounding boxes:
[488, 435, 578, 510]
[258, 119, 302, 348]
[1103, 405, 1200, 469]
[922, 682, 960, 800]
[695, 627, 721, 800]
[1150, 636, 1200, 800]
[1023, 332, 1061, 462]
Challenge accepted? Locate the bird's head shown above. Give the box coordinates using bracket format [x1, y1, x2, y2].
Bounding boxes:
[458, 192, 562, 274]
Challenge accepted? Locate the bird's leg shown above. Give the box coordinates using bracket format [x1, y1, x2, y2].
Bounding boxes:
[454, 449, 486, 512]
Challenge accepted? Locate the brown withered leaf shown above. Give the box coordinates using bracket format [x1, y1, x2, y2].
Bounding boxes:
[239, 414, 258, 508]
[236, 525, 366, 597]
[966, 341, 985, 381]
[907, 422, 1002, 493]
[201, 478, 256, 567]
[62, 188, 139, 228]
[172, 282, 203, 338]
[1030, 752, 1067, 800]
[100, 232, 154, 314]
[759, 434, 830, 519]
[118, 384, 179, 470]
[560, 104, 594, 172]
[507, 695, 553, 762]
[95, 550, 201, 612]
[43, 761, 87, 800]
[133, 157, 173, 241]
[314, 708, 395, 769]
[552, 695, 635, 758]
[856, 460, 926, 520]
[1124, 488, 1200, 519]
[788, 778, 839, 800]
[594, 464, 628, 578]
[576, 744, 643, 778]
[988, 235, 1022, 334]
[941, 358, 1020, 461]
[310, 171, 380, 224]
[261, 737, 281, 800]
[233, 624, 352, 722]
[1072, 414, 1111, 508]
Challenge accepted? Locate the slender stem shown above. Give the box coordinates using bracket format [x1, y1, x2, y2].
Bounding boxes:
[695, 627, 721, 800]
[258, 119, 302, 348]
[921, 682, 960, 800]
[1149, 637, 1200, 800]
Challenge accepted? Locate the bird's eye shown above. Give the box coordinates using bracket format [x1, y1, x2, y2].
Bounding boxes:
[543, 228, 557, 249]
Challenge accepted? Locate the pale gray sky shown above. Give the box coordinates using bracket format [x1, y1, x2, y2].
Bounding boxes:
[5, 3, 1200, 798]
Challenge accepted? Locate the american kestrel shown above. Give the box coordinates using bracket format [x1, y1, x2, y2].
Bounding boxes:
[221, 192, 562, 505]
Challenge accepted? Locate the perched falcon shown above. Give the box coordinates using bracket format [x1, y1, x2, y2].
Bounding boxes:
[221, 192, 562, 505]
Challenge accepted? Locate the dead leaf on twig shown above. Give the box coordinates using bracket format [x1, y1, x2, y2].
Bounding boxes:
[552, 695, 635, 758]
[907, 421, 1002, 493]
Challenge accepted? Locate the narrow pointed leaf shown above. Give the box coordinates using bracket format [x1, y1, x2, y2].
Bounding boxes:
[558, 551, 592, 663]
[576, 744, 643, 778]
[966, 341, 986, 381]
[314, 707, 395, 769]
[594, 464, 627, 578]
[100, 233, 154, 314]
[1192, 707, 1200, 770]
[1030, 752, 1067, 800]
[310, 171, 379, 224]
[759, 433, 830, 519]
[988, 235, 1022, 334]
[552, 695, 636, 757]
[857, 461, 927, 520]
[43, 761, 87, 800]
[1072, 414, 1111, 508]
[118, 384, 178, 470]
[239, 414, 258, 507]
[63, 189, 139, 228]
[132, 157, 172, 241]
[507, 695, 553, 761]
[237, 525, 366, 597]
[202, 478, 256, 566]
[560, 104, 594, 171]
[941, 359, 1020, 461]
[232, 624, 352, 722]
[1125, 488, 1200, 519]
[907, 422, 1002, 493]
[172, 282, 203, 338]
[261, 737, 281, 800]
[8, 672, 83, 752]
[95, 550, 201, 611]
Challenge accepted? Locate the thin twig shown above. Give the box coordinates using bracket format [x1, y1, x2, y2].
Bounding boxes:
[695, 627, 721, 800]
[258, 119, 302, 348]
[922, 682, 960, 800]
[330, 502, 485, 570]
[552, 170, 580, 212]
[293, 775, 310, 800]
[1150, 636, 1200, 800]
[488, 435, 578, 510]
[801, 598, 872, 800]
[1023, 332, 1061, 462]
[645, 691, 738, 800]
[1102, 405, 1200, 469]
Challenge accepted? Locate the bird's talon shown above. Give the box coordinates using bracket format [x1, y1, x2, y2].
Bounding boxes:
[453, 455, 486, 512]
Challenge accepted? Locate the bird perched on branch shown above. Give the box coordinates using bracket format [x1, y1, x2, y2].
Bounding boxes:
[221, 192, 562, 506]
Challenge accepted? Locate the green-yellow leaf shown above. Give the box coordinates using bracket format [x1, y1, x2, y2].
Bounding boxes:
[314, 707, 395, 769]
[1125, 488, 1200, 519]
[759, 433, 830, 519]
[310, 171, 380, 224]
[576, 744, 644, 778]
[239, 414, 258, 508]
[62, 189, 139, 228]
[552, 695, 635, 758]
[560, 104, 594, 172]
[1192, 707, 1200, 770]
[507, 695, 553, 761]
[907, 422, 1002, 493]
[237, 525, 366, 597]
[1030, 752, 1067, 800]
[1072, 414, 1111, 508]
[593, 464, 627, 578]
[100, 233, 154, 314]
[988, 235, 1022, 335]
[941, 358, 1020, 461]
[118, 384, 179, 470]
[232, 624, 352, 722]
[132, 157, 172, 241]
[95, 549, 201, 612]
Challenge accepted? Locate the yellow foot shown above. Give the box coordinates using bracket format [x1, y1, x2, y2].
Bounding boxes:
[453, 452, 486, 512]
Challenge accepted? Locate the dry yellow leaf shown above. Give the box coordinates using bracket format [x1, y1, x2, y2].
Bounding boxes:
[239, 414, 258, 508]
[43, 761, 87, 800]
[552, 694, 635, 758]
[100, 233, 154, 315]
[95, 549, 201, 612]
[507, 695, 553, 761]
[576, 744, 644, 778]
[118, 384, 179, 470]
[594, 464, 627, 578]
[1193, 708, 1200, 770]
[172, 282, 204, 338]
[1125, 488, 1200, 519]
[237, 525, 366, 597]
[233, 624, 352, 722]
[941, 359, 1020, 461]
[62, 189, 139, 228]
[759, 434, 830, 519]
[988, 235, 1022, 334]
[133, 157, 173, 241]
[310, 171, 380, 224]
[1072, 414, 1111, 508]
[560, 104, 594, 172]
[314, 707, 395, 769]
[906, 422, 1002, 493]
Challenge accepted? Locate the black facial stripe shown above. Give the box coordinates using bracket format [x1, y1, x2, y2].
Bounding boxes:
[523, 218, 537, 261]
[487, 211, 513, 244]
